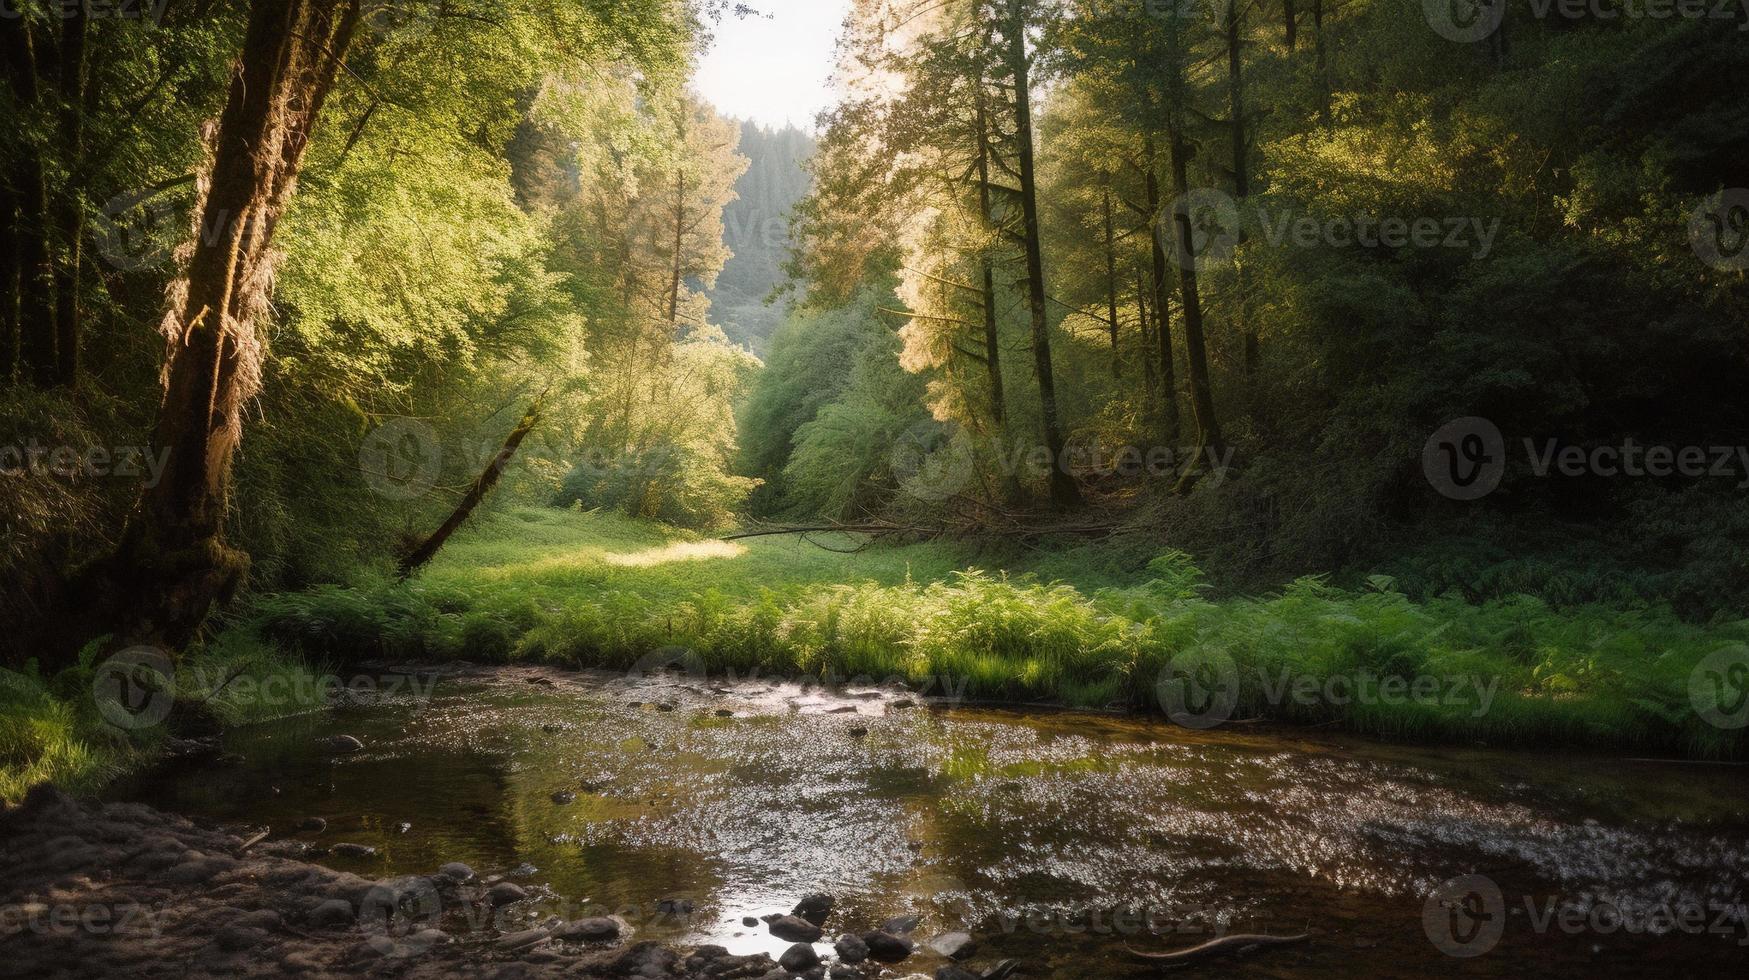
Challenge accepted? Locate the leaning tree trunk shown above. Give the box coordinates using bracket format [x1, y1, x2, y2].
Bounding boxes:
[100, 0, 360, 653]
[1004, 0, 1081, 509]
[399, 394, 545, 580]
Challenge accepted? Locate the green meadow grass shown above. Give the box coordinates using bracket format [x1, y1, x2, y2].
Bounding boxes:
[7, 505, 1745, 802]
[248, 507, 1747, 759]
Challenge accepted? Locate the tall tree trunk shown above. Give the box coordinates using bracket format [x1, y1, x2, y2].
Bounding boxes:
[1166, 129, 1224, 468]
[99, 0, 361, 653]
[667, 167, 686, 328]
[399, 395, 545, 579]
[1284, 0, 1297, 50]
[1313, 0, 1332, 131]
[974, 99, 1006, 427]
[1226, 1, 1258, 377]
[3, 16, 58, 388]
[51, 9, 88, 389]
[1004, 0, 1081, 509]
[15, 157, 56, 388]
[1144, 137, 1179, 445]
[1102, 186, 1121, 378]
[1136, 263, 1155, 400]
[1, 184, 18, 385]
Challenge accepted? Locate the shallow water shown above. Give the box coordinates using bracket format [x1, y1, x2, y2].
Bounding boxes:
[114, 664, 1749, 977]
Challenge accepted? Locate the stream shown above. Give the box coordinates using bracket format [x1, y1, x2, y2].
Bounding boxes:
[111, 664, 1749, 977]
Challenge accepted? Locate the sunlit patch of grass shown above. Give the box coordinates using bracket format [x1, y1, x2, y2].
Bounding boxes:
[602, 540, 746, 568]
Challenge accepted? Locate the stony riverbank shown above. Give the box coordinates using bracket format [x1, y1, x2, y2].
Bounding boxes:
[0, 786, 999, 980]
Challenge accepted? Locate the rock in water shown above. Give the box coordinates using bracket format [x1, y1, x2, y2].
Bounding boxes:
[655, 897, 694, 916]
[793, 892, 835, 926]
[834, 933, 869, 964]
[880, 914, 922, 935]
[497, 927, 549, 950]
[553, 917, 622, 943]
[325, 735, 364, 754]
[930, 931, 978, 960]
[308, 899, 355, 927]
[486, 882, 527, 907]
[331, 843, 377, 858]
[438, 862, 474, 883]
[862, 931, 914, 963]
[768, 915, 823, 943]
[551, 791, 576, 805]
[296, 817, 327, 833]
[778, 943, 820, 971]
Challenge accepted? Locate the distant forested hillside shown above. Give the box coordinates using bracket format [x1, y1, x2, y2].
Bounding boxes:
[708, 121, 815, 353]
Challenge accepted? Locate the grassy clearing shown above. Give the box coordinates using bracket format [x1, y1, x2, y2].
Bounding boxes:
[241, 507, 1745, 760]
[7, 505, 1742, 802]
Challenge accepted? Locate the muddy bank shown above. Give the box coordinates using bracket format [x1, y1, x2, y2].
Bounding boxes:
[0, 786, 932, 979]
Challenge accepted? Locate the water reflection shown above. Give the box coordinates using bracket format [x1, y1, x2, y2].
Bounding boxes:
[114, 666, 1749, 977]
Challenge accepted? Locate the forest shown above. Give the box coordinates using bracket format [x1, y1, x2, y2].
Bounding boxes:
[3, 2, 1749, 978]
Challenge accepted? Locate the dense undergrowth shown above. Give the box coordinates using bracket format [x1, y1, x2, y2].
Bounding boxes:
[6, 505, 1744, 803]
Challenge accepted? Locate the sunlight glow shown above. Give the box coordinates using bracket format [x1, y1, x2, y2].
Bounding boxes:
[694, 0, 850, 129]
[602, 540, 747, 568]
